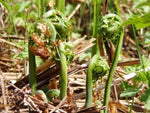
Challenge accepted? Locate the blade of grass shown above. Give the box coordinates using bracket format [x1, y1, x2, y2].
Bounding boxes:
[132, 25, 150, 87]
[0, 0, 18, 35]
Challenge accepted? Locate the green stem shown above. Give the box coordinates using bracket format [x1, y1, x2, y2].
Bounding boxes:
[58, 45, 67, 100]
[109, 0, 114, 12]
[129, 97, 134, 113]
[132, 25, 150, 87]
[38, 0, 46, 19]
[132, 25, 145, 70]
[78, 3, 86, 29]
[28, 38, 36, 94]
[103, 29, 124, 112]
[85, 57, 95, 107]
[92, 0, 99, 56]
[55, 0, 66, 100]
[114, 0, 120, 16]
[56, 0, 65, 14]
[38, 0, 42, 19]
[86, 0, 99, 106]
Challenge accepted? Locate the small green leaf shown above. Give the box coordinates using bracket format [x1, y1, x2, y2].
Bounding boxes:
[140, 88, 150, 110]
[141, 32, 150, 46]
[79, 53, 91, 62]
[120, 89, 138, 97]
[18, 1, 31, 12]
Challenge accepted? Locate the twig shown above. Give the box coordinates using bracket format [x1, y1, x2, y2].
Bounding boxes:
[73, 35, 87, 47]
[67, 4, 81, 20]
[0, 34, 24, 40]
[0, 69, 8, 112]
[117, 59, 140, 66]
[50, 96, 67, 113]
[0, 61, 10, 67]
[0, 38, 23, 50]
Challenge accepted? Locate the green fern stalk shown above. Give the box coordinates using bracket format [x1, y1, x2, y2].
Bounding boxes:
[92, 0, 99, 56]
[58, 45, 67, 100]
[28, 38, 36, 94]
[86, 54, 109, 108]
[55, 0, 67, 100]
[103, 29, 124, 112]
[38, 0, 42, 19]
[98, 14, 124, 112]
[56, 0, 65, 14]
[109, 0, 114, 12]
[85, 0, 100, 107]
[29, 0, 46, 94]
[114, 0, 120, 16]
[85, 57, 94, 107]
[38, 0, 46, 19]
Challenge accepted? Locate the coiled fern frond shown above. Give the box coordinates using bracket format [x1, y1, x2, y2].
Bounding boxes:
[90, 54, 109, 83]
[29, 20, 56, 60]
[98, 14, 123, 41]
[44, 9, 71, 41]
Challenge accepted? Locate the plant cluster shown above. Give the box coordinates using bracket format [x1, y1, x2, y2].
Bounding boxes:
[1, 0, 150, 112]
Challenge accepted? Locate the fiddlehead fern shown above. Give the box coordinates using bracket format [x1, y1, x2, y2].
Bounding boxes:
[30, 9, 73, 100]
[30, 20, 56, 61]
[44, 10, 71, 41]
[98, 14, 124, 112]
[85, 54, 109, 107]
[98, 14, 123, 42]
[29, 19, 56, 94]
[44, 10, 73, 100]
[92, 56, 109, 83]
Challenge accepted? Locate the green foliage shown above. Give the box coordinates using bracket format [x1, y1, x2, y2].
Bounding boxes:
[140, 88, 150, 110]
[140, 32, 150, 46]
[44, 10, 71, 41]
[0, 0, 18, 34]
[92, 55, 109, 83]
[53, 42, 74, 65]
[88, 54, 109, 83]
[46, 89, 60, 101]
[13, 42, 28, 60]
[122, 13, 150, 30]
[65, 3, 75, 16]
[120, 81, 136, 90]
[78, 52, 91, 62]
[40, 86, 49, 93]
[120, 89, 138, 98]
[125, 56, 150, 83]
[0, 0, 38, 34]
[15, 1, 31, 13]
[125, 56, 150, 73]
[133, 0, 150, 13]
[134, 71, 150, 83]
[98, 14, 123, 41]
